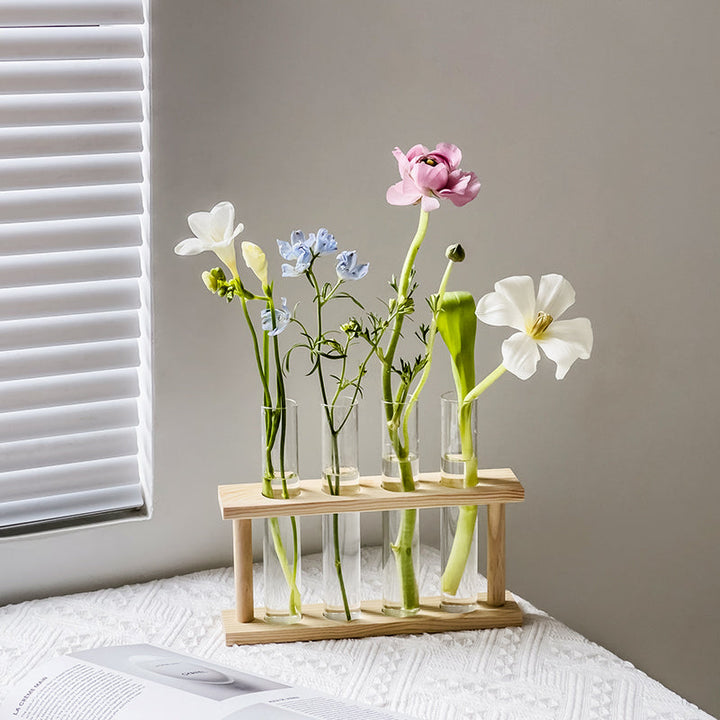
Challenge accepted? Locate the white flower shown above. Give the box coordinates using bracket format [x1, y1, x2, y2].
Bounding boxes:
[241, 241, 268, 287]
[174, 201, 244, 277]
[475, 274, 593, 380]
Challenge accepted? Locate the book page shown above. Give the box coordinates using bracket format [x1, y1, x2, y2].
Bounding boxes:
[0, 645, 411, 720]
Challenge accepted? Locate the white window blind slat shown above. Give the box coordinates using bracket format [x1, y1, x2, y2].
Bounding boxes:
[0, 310, 139, 351]
[0, 457, 141, 504]
[0, 124, 143, 159]
[0, 59, 143, 95]
[0, 427, 137, 474]
[0, 26, 143, 62]
[0, 2, 149, 532]
[0, 93, 143, 128]
[0, 184, 143, 223]
[0, 0, 144, 27]
[0, 398, 138, 443]
[0, 278, 140, 320]
[0, 482, 144, 529]
[0, 248, 141, 288]
[0, 368, 140, 413]
[0, 216, 142, 255]
[0, 153, 143, 192]
[0, 338, 140, 382]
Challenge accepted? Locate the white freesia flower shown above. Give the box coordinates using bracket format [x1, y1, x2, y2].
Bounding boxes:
[475, 273, 593, 380]
[241, 241, 268, 287]
[174, 201, 244, 277]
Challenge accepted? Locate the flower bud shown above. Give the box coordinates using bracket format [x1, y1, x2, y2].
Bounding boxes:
[202, 267, 226, 293]
[242, 241, 268, 287]
[445, 244, 465, 262]
[202, 271, 215, 292]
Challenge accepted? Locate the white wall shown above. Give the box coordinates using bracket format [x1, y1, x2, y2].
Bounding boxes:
[1, 1, 718, 715]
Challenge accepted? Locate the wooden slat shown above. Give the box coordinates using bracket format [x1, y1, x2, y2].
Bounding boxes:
[487, 503, 506, 607]
[221, 593, 522, 645]
[219, 470, 524, 520]
[233, 519, 254, 623]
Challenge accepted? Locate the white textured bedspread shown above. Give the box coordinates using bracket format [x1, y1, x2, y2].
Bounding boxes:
[0, 547, 713, 719]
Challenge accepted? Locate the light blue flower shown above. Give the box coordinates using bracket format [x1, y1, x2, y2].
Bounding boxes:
[261, 297, 291, 336]
[277, 231, 312, 277]
[336, 250, 369, 281]
[308, 228, 337, 256]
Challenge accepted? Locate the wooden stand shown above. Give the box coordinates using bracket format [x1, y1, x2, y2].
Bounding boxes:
[217, 469, 525, 646]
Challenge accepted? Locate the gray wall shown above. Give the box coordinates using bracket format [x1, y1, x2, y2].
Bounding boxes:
[1, 1, 718, 715]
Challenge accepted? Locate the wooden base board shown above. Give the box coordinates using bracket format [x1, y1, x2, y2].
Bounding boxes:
[222, 593, 522, 645]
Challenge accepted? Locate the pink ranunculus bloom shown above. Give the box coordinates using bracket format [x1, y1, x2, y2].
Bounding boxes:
[386, 143, 481, 212]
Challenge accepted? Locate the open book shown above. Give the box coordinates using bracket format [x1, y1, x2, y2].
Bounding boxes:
[1, 644, 412, 719]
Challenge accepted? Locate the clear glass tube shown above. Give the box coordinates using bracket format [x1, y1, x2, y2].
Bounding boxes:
[263, 515, 302, 623]
[321, 399, 360, 494]
[381, 400, 419, 492]
[440, 506, 479, 611]
[440, 391, 478, 488]
[380, 399, 420, 616]
[439, 391, 480, 611]
[322, 512, 361, 620]
[382, 508, 420, 616]
[320, 399, 361, 621]
[260, 400, 300, 499]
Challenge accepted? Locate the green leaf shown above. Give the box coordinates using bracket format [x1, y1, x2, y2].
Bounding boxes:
[437, 291, 477, 401]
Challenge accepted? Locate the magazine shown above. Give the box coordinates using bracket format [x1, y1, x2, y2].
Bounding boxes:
[0, 644, 412, 719]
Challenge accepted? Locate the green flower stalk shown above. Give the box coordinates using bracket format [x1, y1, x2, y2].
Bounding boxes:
[174, 208, 301, 619]
[439, 273, 593, 594]
[280, 228, 385, 620]
[437, 291, 481, 595]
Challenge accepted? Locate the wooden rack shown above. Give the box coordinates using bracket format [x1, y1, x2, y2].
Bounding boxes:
[217, 469, 525, 645]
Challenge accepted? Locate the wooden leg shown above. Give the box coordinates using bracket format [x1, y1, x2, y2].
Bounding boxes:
[487, 503, 506, 607]
[233, 519, 254, 622]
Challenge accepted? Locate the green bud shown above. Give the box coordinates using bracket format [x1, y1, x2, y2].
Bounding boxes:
[445, 244, 465, 262]
[341, 318, 363, 339]
[202, 267, 227, 294]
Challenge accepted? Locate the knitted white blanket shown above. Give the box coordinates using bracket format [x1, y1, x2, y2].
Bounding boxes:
[0, 547, 713, 720]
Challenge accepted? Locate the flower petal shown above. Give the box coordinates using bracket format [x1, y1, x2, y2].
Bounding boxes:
[536, 274, 575, 320]
[494, 275, 536, 329]
[411, 161, 450, 192]
[174, 237, 208, 256]
[432, 142, 462, 170]
[392, 147, 410, 177]
[406, 144, 429, 162]
[187, 212, 212, 241]
[537, 317, 593, 379]
[475, 291, 523, 330]
[213, 244, 238, 277]
[420, 194, 441, 212]
[210, 201, 235, 238]
[386, 180, 421, 206]
[501, 332, 541, 380]
[277, 239, 293, 259]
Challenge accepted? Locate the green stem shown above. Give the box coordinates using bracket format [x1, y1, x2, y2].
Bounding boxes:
[328, 426, 352, 620]
[309, 268, 353, 621]
[382, 209, 429, 411]
[464, 364, 507, 404]
[391, 508, 419, 610]
[441, 365, 508, 595]
[401, 258, 454, 448]
[440, 505, 478, 595]
[267, 516, 301, 615]
[264, 288, 301, 616]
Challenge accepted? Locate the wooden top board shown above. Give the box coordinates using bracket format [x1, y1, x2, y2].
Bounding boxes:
[218, 469, 524, 520]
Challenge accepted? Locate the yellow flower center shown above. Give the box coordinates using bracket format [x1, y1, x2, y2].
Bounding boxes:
[420, 157, 438, 166]
[529, 311, 553, 338]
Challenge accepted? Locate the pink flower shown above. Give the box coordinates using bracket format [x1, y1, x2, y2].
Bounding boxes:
[386, 143, 480, 212]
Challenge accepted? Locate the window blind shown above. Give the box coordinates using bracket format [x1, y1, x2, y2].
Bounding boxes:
[0, 0, 151, 533]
